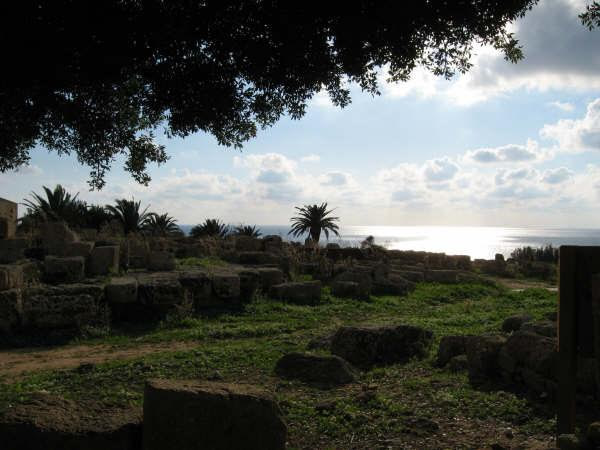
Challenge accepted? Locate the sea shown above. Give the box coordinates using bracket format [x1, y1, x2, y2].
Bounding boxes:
[179, 225, 600, 260]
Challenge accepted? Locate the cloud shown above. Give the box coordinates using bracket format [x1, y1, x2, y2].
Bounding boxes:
[422, 157, 459, 182]
[541, 98, 600, 151]
[465, 140, 548, 164]
[320, 172, 349, 186]
[256, 170, 288, 184]
[15, 164, 43, 175]
[541, 167, 574, 184]
[548, 101, 575, 112]
[301, 154, 320, 163]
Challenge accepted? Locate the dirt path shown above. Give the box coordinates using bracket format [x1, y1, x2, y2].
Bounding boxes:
[0, 340, 200, 379]
[483, 275, 557, 291]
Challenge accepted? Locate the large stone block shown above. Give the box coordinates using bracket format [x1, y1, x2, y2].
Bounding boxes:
[0, 289, 22, 334]
[128, 238, 150, 269]
[238, 269, 259, 302]
[0, 264, 24, 291]
[269, 281, 322, 305]
[105, 277, 138, 304]
[262, 235, 283, 253]
[137, 274, 189, 318]
[390, 269, 424, 283]
[148, 251, 175, 271]
[466, 334, 506, 384]
[275, 353, 356, 386]
[238, 251, 280, 265]
[331, 325, 433, 368]
[0, 197, 17, 239]
[257, 267, 285, 291]
[143, 380, 286, 450]
[235, 235, 263, 252]
[335, 270, 371, 299]
[44, 256, 85, 283]
[0, 393, 142, 450]
[178, 270, 212, 308]
[331, 280, 362, 299]
[21, 284, 106, 332]
[436, 335, 472, 367]
[211, 272, 241, 301]
[372, 275, 414, 296]
[62, 241, 94, 259]
[0, 238, 29, 263]
[424, 270, 459, 284]
[39, 221, 79, 255]
[89, 246, 119, 276]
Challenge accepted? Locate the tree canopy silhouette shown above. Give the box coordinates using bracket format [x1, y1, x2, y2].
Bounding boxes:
[1, 1, 539, 189]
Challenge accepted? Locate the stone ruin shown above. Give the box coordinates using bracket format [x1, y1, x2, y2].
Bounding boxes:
[0, 197, 17, 239]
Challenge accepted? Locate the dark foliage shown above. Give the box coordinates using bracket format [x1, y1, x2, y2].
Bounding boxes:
[1, 1, 539, 188]
[289, 203, 340, 243]
[580, 1, 600, 29]
[510, 245, 559, 264]
[190, 219, 230, 238]
[233, 225, 262, 238]
[22, 184, 81, 224]
[144, 213, 182, 237]
[106, 198, 153, 235]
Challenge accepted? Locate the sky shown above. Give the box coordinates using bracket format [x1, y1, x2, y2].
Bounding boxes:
[2, 0, 600, 228]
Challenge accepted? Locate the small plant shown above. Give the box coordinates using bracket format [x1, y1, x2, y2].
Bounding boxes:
[289, 203, 340, 244]
[190, 218, 230, 238]
[232, 224, 262, 237]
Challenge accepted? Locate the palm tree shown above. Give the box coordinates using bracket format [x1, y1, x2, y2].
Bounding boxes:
[144, 213, 181, 236]
[190, 218, 230, 238]
[289, 203, 340, 243]
[22, 184, 81, 224]
[106, 198, 153, 235]
[233, 224, 262, 238]
[82, 204, 111, 231]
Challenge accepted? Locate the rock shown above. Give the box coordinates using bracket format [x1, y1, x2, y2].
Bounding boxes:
[105, 277, 138, 304]
[521, 320, 557, 338]
[44, 256, 85, 283]
[557, 434, 581, 450]
[448, 355, 469, 372]
[235, 236, 263, 252]
[128, 238, 150, 269]
[269, 281, 322, 305]
[21, 284, 106, 333]
[331, 280, 363, 299]
[390, 269, 424, 283]
[372, 275, 414, 296]
[502, 314, 533, 333]
[466, 334, 506, 384]
[257, 267, 285, 291]
[0, 238, 29, 263]
[0, 264, 24, 291]
[62, 241, 94, 259]
[178, 270, 212, 308]
[436, 335, 471, 367]
[263, 235, 283, 253]
[334, 270, 371, 299]
[424, 270, 459, 283]
[147, 251, 175, 271]
[238, 268, 260, 302]
[88, 246, 119, 276]
[0, 289, 22, 334]
[307, 333, 333, 350]
[238, 251, 280, 265]
[39, 222, 79, 255]
[274, 352, 356, 386]
[588, 422, 600, 446]
[498, 331, 558, 380]
[0, 393, 141, 450]
[137, 274, 189, 317]
[331, 325, 433, 368]
[143, 379, 286, 450]
[211, 272, 241, 302]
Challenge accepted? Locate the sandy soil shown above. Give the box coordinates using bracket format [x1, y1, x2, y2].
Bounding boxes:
[0, 340, 199, 378]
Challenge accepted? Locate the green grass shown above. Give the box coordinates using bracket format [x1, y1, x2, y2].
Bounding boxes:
[0, 282, 558, 448]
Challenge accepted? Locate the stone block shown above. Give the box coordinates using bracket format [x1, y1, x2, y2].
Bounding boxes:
[21, 284, 106, 332]
[0, 393, 142, 450]
[44, 256, 85, 284]
[520, 320, 557, 338]
[331, 280, 362, 299]
[211, 272, 241, 301]
[372, 275, 414, 296]
[0, 264, 24, 291]
[262, 235, 283, 253]
[436, 335, 472, 367]
[128, 238, 150, 269]
[105, 277, 138, 304]
[89, 246, 119, 276]
[335, 270, 371, 299]
[238, 269, 259, 302]
[39, 221, 79, 255]
[331, 325, 433, 368]
[269, 281, 322, 305]
[424, 270, 459, 283]
[257, 267, 284, 291]
[0, 197, 17, 239]
[62, 241, 94, 259]
[238, 251, 280, 265]
[235, 235, 263, 252]
[390, 269, 424, 283]
[148, 251, 175, 271]
[143, 379, 286, 450]
[502, 314, 533, 333]
[0, 289, 22, 334]
[0, 238, 29, 263]
[275, 353, 356, 386]
[466, 334, 506, 384]
[137, 274, 188, 312]
[178, 270, 213, 309]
